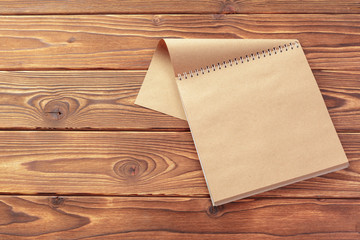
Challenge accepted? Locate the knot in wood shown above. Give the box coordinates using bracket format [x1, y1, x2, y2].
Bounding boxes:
[50, 196, 64, 208]
[44, 100, 69, 121]
[219, 1, 238, 14]
[212, 14, 225, 20]
[207, 205, 223, 218]
[152, 15, 162, 25]
[67, 37, 76, 43]
[113, 158, 148, 181]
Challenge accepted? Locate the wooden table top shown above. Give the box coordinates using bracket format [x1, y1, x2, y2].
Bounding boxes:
[0, 1, 359, 239]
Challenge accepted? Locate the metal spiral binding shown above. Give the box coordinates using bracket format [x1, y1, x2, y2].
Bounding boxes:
[177, 41, 300, 80]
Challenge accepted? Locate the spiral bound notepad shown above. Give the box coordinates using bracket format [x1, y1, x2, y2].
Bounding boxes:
[135, 39, 349, 206]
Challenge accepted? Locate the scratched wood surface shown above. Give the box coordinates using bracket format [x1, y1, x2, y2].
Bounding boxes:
[0, 0, 359, 239]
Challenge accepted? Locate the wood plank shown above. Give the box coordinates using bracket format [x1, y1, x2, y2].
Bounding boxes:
[0, 71, 188, 130]
[0, 131, 358, 198]
[318, 70, 360, 133]
[0, 14, 358, 70]
[0, 70, 359, 132]
[0, 196, 360, 239]
[0, 0, 359, 14]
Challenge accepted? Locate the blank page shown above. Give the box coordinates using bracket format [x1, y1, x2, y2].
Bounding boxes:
[176, 41, 348, 205]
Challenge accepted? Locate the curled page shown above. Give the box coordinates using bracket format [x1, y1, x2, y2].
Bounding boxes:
[135, 39, 295, 119]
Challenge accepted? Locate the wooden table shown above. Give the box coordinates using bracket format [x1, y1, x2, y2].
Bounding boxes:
[0, 1, 359, 239]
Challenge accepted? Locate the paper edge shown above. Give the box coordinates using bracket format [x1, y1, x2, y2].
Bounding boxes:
[213, 162, 349, 206]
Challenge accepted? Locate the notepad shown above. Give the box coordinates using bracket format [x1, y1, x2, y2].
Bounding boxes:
[135, 39, 349, 206]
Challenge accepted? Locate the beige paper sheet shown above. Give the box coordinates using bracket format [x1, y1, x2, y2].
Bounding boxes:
[135, 39, 349, 206]
[135, 39, 296, 119]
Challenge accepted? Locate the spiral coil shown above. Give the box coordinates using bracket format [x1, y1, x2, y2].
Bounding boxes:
[177, 41, 300, 81]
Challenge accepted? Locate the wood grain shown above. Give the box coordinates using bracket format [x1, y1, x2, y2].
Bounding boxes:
[0, 131, 357, 198]
[0, 0, 358, 238]
[0, 14, 358, 70]
[0, 71, 188, 130]
[0, 0, 359, 14]
[0, 70, 358, 132]
[0, 196, 360, 239]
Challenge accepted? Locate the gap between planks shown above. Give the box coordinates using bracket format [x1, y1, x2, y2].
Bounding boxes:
[1, 193, 360, 200]
[0, 128, 191, 132]
[1, 13, 360, 16]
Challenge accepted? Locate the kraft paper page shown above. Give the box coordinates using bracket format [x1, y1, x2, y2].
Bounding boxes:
[135, 39, 349, 206]
[135, 39, 296, 119]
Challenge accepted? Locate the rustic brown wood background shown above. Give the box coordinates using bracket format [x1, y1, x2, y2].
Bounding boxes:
[0, 0, 359, 239]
